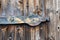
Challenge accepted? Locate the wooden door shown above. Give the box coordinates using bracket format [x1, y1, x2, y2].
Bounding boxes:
[0, 23, 48, 40]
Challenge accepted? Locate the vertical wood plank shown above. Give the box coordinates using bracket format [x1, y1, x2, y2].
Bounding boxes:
[29, 0, 34, 15]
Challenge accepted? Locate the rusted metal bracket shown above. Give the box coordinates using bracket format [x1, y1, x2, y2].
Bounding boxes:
[0, 0, 50, 26]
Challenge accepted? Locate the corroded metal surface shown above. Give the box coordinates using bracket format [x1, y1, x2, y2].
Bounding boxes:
[0, 0, 49, 26]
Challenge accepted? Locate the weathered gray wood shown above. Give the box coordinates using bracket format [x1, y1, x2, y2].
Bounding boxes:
[1, 0, 60, 40]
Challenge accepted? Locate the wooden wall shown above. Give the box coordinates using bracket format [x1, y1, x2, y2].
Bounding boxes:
[0, 0, 60, 40]
[0, 23, 48, 40]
